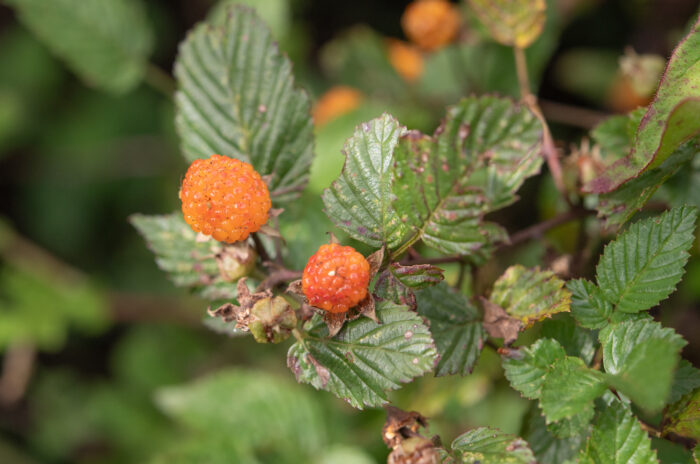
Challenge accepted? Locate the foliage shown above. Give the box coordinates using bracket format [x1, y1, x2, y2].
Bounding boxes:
[1, 0, 700, 463]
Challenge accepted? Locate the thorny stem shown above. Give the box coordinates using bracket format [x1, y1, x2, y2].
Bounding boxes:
[513, 46, 570, 206]
[144, 63, 176, 98]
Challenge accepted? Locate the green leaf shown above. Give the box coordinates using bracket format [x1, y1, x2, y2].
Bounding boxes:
[156, 368, 325, 457]
[391, 96, 542, 259]
[5, 0, 152, 94]
[287, 301, 437, 409]
[694, 443, 700, 464]
[174, 5, 313, 202]
[322, 114, 410, 248]
[597, 142, 699, 227]
[449, 427, 536, 464]
[591, 109, 646, 160]
[596, 206, 698, 313]
[546, 409, 594, 439]
[468, 0, 547, 48]
[567, 279, 613, 329]
[586, 16, 700, 193]
[540, 357, 607, 423]
[600, 319, 687, 411]
[130, 213, 236, 298]
[149, 437, 257, 464]
[415, 283, 485, 376]
[502, 338, 567, 400]
[669, 360, 700, 404]
[521, 406, 585, 464]
[490, 265, 571, 326]
[541, 316, 597, 365]
[389, 263, 444, 289]
[579, 400, 657, 464]
[662, 388, 700, 440]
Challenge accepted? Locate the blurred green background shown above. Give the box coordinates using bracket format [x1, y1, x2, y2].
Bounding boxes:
[0, 0, 699, 462]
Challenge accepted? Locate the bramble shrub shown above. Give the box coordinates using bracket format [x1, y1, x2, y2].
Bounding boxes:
[3, 0, 700, 463]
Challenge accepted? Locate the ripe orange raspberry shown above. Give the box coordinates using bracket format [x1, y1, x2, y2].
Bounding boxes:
[401, 0, 460, 51]
[387, 39, 424, 83]
[302, 243, 370, 313]
[179, 154, 271, 243]
[313, 86, 363, 127]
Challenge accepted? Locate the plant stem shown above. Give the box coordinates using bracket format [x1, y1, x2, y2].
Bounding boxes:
[513, 46, 570, 206]
[0, 343, 36, 406]
[144, 63, 176, 98]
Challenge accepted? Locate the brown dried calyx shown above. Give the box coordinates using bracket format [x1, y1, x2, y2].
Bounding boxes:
[208, 278, 296, 343]
[383, 406, 439, 464]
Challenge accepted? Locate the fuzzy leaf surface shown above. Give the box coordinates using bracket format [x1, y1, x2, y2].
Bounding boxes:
[579, 401, 657, 464]
[522, 407, 585, 464]
[490, 265, 571, 326]
[415, 283, 484, 376]
[502, 338, 566, 400]
[287, 301, 437, 409]
[468, 0, 547, 48]
[322, 114, 410, 248]
[130, 213, 236, 299]
[5, 0, 153, 94]
[174, 5, 313, 202]
[391, 96, 542, 259]
[600, 319, 687, 411]
[595, 206, 697, 313]
[539, 357, 607, 423]
[449, 427, 536, 464]
[567, 279, 613, 329]
[586, 16, 700, 193]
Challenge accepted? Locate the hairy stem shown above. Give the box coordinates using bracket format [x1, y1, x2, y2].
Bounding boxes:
[144, 63, 176, 98]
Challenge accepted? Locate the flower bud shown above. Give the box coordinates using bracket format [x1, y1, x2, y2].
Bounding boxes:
[217, 242, 257, 281]
[249, 296, 297, 344]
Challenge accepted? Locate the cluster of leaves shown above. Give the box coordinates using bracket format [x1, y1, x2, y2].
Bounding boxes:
[4, 0, 700, 462]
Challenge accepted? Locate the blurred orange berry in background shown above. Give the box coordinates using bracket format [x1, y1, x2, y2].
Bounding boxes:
[312, 86, 364, 127]
[401, 0, 460, 51]
[387, 39, 424, 83]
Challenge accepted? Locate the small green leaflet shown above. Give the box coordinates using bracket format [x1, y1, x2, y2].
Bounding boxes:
[662, 388, 700, 440]
[389, 263, 444, 289]
[415, 283, 485, 376]
[600, 319, 687, 412]
[447, 427, 536, 464]
[669, 360, 700, 404]
[521, 406, 585, 464]
[175, 5, 314, 202]
[541, 317, 597, 365]
[586, 15, 700, 194]
[490, 265, 571, 326]
[130, 213, 236, 299]
[595, 206, 698, 313]
[5, 0, 153, 94]
[323, 114, 410, 248]
[502, 338, 566, 400]
[539, 357, 607, 423]
[567, 279, 613, 329]
[579, 400, 657, 464]
[287, 301, 437, 409]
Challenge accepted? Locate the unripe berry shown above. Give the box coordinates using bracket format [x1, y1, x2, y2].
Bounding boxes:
[179, 154, 271, 243]
[249, 296, 297, 344]
[401, 0, 460, 51]
[302, 243, 370, 313]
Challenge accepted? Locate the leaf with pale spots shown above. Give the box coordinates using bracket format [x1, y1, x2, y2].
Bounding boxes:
[490, 265, 571, 327]
[323, 114, 412, 248]
[130, 212, 237, 299]
[391, 96, 543, 260]
[389, 263, 444, 289]
[415, 283, 485, 376]
[175, 5, 313, 203]
[286, 300, 437, 409]
[447, 427, 536, 464]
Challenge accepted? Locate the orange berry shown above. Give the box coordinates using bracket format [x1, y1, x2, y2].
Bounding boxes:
[401, 0, 460, 51]
[387, 39, 424, 82]
[302, 243, 370, 313]
[179, 154, 271, 243]
[313, 86, 363, 127]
